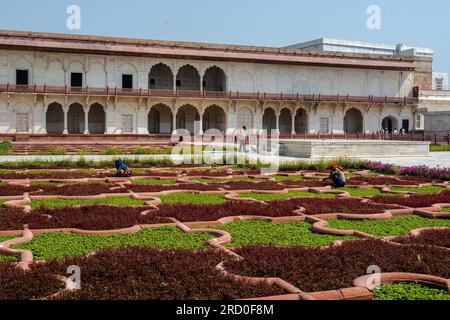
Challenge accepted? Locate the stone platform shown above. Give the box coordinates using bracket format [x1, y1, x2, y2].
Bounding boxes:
[279, 139, 431, 159]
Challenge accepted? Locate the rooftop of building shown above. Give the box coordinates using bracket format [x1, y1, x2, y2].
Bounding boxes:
[285, 38, 434, 58]
[0, 30, 423, 71]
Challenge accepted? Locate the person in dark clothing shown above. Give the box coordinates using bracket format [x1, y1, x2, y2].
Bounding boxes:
[115, 159, 132, 177]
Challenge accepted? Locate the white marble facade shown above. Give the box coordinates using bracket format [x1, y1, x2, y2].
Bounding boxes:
[0, 49, 418, 135]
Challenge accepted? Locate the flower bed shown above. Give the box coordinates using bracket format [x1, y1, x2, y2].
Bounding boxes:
[373, 282, 450, 300]
[209, 220, 353, 248]
[13, 227, 212, 260]
[347, 176, 418, 186]
[393, 228, 450, 248]
[37, 184, 126, 196]
[31, 197, 147, 209]
[224, 239, 450, 292]
[370, 190, 450, 208]
[0, 206, 160, 231]
[0, 248, 284, 300]
[327, 215, 450, 237]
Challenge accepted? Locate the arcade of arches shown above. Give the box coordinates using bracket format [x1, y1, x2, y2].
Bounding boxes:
[45, 103, 106, 134]
[42, 102, 410, 136]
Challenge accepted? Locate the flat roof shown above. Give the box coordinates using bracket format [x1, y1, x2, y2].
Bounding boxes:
[0, 30, 418, 71]
[286, 38, 434, 56]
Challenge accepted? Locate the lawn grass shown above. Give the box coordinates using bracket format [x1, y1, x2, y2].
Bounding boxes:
[133, 178, 178, 185]
[443, 208, 450, 213]
[209, 220, 353, 248]
[158, 193, 227, 204]
[338, 187, 386, 197]
[373, 282, 450, 300]
[13, 227, 213, 261]
[390, 186, 447, 194]
[328, 215, 450, 237]
[31, 197, 147, 209]
[0, 236, 17, 262]
[430, 144, 450, 152]
[269, 175, 304, 182]
[192, 177, 264, 184]
[238, 191, 336, 201]
[30, 182, 64, 187]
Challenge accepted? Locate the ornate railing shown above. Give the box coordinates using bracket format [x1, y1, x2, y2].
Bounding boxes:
[0, 84, 419, 105]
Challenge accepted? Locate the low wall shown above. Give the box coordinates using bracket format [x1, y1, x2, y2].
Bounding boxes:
[279, 140, 431, 159]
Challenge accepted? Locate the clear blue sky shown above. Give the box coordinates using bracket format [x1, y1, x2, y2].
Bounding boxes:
[1, 0, 449, 73]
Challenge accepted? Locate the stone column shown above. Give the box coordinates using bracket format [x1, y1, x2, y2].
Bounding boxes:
[198, 110, 204, 135]
[104, 106, 108, 134]
[291, 111, 296, 135]
[84, 106, 90, 134]
[172, 107, 177, 134]
[42, 106, 48, 134]
[63, 106, 69, 134]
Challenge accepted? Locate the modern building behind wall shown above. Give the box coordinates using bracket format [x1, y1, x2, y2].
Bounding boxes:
[0, 30, 437, 137]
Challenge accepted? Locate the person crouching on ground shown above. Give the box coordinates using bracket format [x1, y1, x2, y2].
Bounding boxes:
[324, 164, 346, 188]
[115, 159, 132, 177]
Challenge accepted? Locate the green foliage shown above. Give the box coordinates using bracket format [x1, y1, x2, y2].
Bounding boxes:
[211, 220, 352, 248]
[0, 236, 17, 262]
[133, 178, 178, 185]
[373, 282, 450, 300]
[430, 144, 450, 152]
[132, 147, 172, 155]
[239, 191, 336, 201]
[192, 177, 264, 184]
[13, 227, 212, 260]
[238, 158, 370, 172]
[269, 175, 304, 182]
[33, 149, 67, 156]
[158, 193, 227, 204]
[390, 186, 447, 194]
[0, 141, 12, 155]
[328, 215, 450, 237]
[31, 197, 146, 209]
[0, 157, 174, 169]
[338, 187, 388, 197]
[101, 147, 126, 155]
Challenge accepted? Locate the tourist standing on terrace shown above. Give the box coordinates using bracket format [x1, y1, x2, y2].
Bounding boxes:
[238, 126, 247, 153]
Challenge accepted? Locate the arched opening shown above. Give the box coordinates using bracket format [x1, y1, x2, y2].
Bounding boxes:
[236, 107, 253, 130]
[279, 108, 292, 133]
[46, 103, 64, 134]
[344, 108, 364, 134]
[382, 116, 399, 134]
[295, 108, 308, 134]
[148, 104, 173, 134]
[263, 108, 277, 132]
[176, 65, 200, 91]
[176, 104, 200, 133]
[67, 103, 85, 134]
[203, 105, 226, 132]
[88, 103, 105, 134]
[203, 66, 226, 92]
[149, 63, 174, 90]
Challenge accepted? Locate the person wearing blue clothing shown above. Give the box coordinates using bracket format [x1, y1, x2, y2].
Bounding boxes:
[115, 159, 132, 177]
[324, 163, 346, 188]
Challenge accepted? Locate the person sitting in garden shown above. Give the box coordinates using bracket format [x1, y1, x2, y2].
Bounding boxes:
[115, 159, 132, 177]
[324, 163, 346, 188]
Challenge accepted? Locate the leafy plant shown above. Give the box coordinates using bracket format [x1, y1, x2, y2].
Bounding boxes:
[31, 197, 146, 209]
[13, 227, 212, 260]
[373, 282, 450, 300]
[328, 215, 450, 237]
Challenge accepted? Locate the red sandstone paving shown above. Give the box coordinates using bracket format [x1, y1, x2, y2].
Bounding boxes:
[224, 239, 450, 292]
